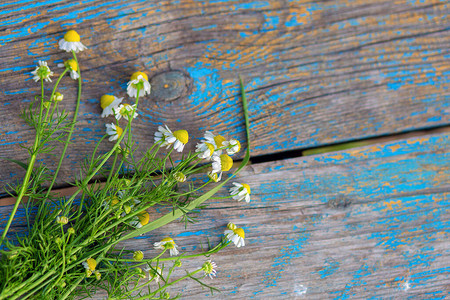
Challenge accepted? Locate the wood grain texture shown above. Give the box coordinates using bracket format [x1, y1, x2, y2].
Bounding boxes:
[1, 133, 449, 299]
[0, 0, 449, 191]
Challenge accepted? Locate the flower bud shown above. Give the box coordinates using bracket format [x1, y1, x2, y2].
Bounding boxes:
[133, 250, 144, 261]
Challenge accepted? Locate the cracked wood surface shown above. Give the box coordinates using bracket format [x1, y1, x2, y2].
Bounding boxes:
[1, 132, 449, 298]
[0, 0, 449, 191]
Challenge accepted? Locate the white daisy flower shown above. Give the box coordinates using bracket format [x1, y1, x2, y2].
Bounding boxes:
[211, 154, 233, 173]
[154, 125, 189, 152]
[130, 211, 150, 228]
[202, 260, 217, 279]
[229, 183, 251, 203]
[195, 142, 215, 160]
[204, 131, 226, 149]
[100, 95, 123, 118]
[144, 266, 162, 283]
[154, 125, 172, 147]
[223, 138, 241, 155]
[105, 123, 123, 142]
[58, 59, 79, 80]
[113, 103, 138, 121]
[58, 30, 87, 53]
[224, 222, 245, 248]
[127, 71, 151, 98]
[153, 237, 179, 256]
[31, 60, 53, 82]
[207, 171, 222, 182]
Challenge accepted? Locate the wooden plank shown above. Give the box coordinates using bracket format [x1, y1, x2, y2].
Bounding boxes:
[1, 132, 449, 298]
[0, 0, 449, 190]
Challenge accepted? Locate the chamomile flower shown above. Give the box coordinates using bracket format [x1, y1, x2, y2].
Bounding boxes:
[127, 71, 151, 98]
[113, 103, 138, 120]
[52, 92, 63, 102]
[130, 211, 150, 228]
[31, 60, 53, 82]
[105, 123, 123, 142]
[94, 270, 101, 281]
[173, 171, 186, 183]
[224, 222, 245, 247]
[144, 266, 162, 283]
[195, 142, 215, 160]
[153, 237, 179, 256]
[154, 125, 172, 147]
[56, 216, 69, 225]
[58, 59, 79, 80]
[223, 138, 241, 155]
[82, 257, 97, 277]
[202, 260, 218, 279]
[204, 131, 226, 150]
[154, 125, 189, 152]
[133, 251, 144, 261]
[59, 30, 87, 53]
[100, 95, 123, 118]
[211, 154, 233, 173]
[207, 171, 222, 182]
[229, 183, 251, 203]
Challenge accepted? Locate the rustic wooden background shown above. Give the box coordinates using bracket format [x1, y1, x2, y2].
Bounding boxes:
[0, 0, 449, 298]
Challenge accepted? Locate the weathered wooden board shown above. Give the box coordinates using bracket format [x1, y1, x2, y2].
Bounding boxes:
[0, 0, 449, 191]
[1, 132, 449, 298]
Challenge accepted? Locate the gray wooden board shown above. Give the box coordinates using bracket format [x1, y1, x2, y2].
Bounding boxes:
[1, 132, 448, 298]
[0, 0, 449, 191]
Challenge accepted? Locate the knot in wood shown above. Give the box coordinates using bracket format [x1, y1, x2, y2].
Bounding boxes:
[150, 71, 191, 101]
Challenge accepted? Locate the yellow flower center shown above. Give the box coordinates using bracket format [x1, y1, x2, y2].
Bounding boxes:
[161, 237, 174, 243]
[205, 142, 215, 154]
[138, 211, 150, 226]
[173, 130, 189, 144]
[214, 135, 226, 148]
[100, 95, 115, 109]
[220, 154, 233, 171]
[130, 71, 148, 82]
[64, 30, 80, 42]
[202, 261, 214, 274]
[66, 59, 78, 72]
[242, 183, 251, 194]
[234, 228, 245, 239]
[86, 258, 97, 271]
[116, 126, 123, 138]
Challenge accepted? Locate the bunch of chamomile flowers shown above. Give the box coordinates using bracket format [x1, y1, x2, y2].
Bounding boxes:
[1, 28, 253, 300]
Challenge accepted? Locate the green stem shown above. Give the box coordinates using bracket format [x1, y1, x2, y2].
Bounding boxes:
[44, 54, 81, 198]
[45, 69, 68, 125]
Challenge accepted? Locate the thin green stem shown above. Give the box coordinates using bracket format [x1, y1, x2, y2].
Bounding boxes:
[0, 77, 50, 245]
[44, 53, 81, 198]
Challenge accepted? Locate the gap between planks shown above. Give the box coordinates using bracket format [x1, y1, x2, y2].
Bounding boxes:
[0, 125, 449, 207]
